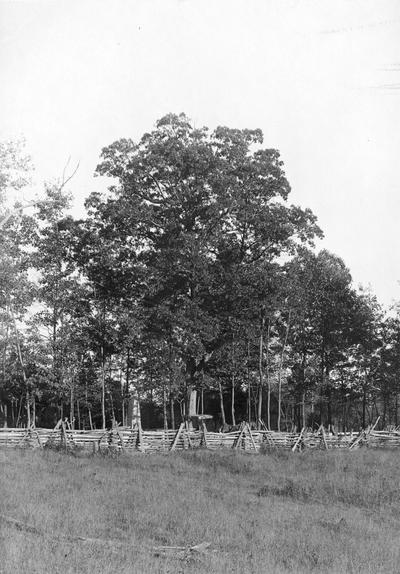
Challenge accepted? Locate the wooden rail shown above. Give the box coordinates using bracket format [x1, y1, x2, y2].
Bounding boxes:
[0, 421, 397, 453]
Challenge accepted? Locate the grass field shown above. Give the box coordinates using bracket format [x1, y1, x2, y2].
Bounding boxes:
[1, 447, 400, 574]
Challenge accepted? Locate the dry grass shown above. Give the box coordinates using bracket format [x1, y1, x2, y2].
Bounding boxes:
[1, 447, 400, 573]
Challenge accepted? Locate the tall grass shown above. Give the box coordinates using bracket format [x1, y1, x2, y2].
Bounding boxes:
[1, 448, 400, 573]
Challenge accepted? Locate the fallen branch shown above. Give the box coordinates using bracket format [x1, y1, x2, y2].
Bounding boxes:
[1, 511, 213, 559]
[153, 541, 211, 558]
[0, 513, 41, 535]
[0, 513, 125, 548]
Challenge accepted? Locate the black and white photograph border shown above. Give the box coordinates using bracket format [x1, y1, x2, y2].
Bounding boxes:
[0, 1, 400, 573]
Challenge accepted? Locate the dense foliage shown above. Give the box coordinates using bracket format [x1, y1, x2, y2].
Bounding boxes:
[0, 116, 398, 431]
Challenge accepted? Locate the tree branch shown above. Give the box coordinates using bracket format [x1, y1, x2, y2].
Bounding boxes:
[59, 158, 80, 192]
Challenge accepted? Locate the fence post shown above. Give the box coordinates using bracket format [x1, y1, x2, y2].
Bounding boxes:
[292, 427, 305, 452]
[170, 422, 184, 452]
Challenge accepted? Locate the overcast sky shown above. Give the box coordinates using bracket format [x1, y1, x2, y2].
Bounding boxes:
[1, 0, 399, 306]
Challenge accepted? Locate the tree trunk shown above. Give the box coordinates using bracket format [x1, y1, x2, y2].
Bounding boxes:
[170, 395, 175, 430]
[168, 345, 175, 429]
[247, 339, 251, 423]
[107, 357, 115, 424]
[101, 345, 106, 429]
[2, 314, 9, 381]
[77, 399, 81, 430]
[277, 310, 291, 432]
[231, 376, 236, 426]
[26, 389, 30, 427]
[16, 395, 23, 427]
[310, 390, 315, 428]
[230, 335, 236, 426]
[70, 374, 75, 429]
[109, 389, 115, 425]
[88, 407, 94, 431]
[266, 320, 271, 430]
[327, 369, 332, 429]
[188, 389, 197, 417]
[10, 306, 30, 427]
[299, 350, 307, 429]
[218, 381, 226, 428]
[257, 307, 266, 428]
[163, 384, 168, 431]
[124, 349, 131, 427]
[362, 381, 367, 429]
[382, 391, 387, 428]
[320, 342, 325, 426]
[186, 357, 197, 426]
[179, 399, 185, 421]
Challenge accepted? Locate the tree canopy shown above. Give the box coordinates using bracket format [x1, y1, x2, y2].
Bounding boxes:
[0, 117, 398, 432]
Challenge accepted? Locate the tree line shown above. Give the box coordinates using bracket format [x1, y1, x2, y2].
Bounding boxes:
[0, 115, 399, 431]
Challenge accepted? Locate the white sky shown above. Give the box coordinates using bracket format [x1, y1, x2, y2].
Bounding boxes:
[1, 0, 400, 306]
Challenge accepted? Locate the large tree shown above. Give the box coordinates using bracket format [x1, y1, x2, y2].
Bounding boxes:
[82, 113, 322, 420]
[285, 250, 382, 429]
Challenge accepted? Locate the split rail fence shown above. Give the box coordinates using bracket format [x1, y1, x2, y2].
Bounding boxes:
[1, 418, 399, 454]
